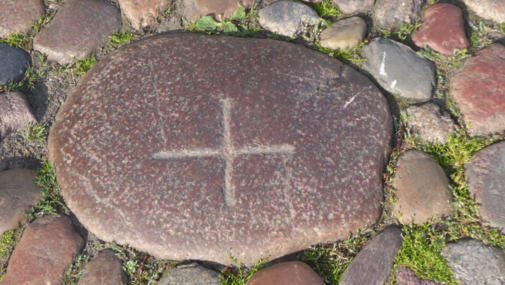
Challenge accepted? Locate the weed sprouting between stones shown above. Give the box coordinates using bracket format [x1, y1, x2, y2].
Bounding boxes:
[312, 0, 342, 19]
[27, 122, 47, 141]
[0, 231, 14, 258]
[220, 256, 267, 285]
[27, 157, 67, 220]
[0, 12, 55, 51]
[109, 31, 135, 48]
[71, 56, 98, 76]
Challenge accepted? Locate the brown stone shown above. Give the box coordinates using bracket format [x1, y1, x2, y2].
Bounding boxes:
[463, 0, 505, 23]
[374, 0, 425, 30]
[48, 34, 393, 266]
[340, 227, 403, 285]
[412, 4, 469, 56]
[404, 103, 459, 144]
[0, 92, 37, 139]
[2, 215, 85, 285]
[450, 44, 505, 136]
[332, 0, 374, 14]
[396, 265, 445, 285]
[0, 168, 42, 234]
[33, 0, 121, 64]
[118, 0, 172, 30]
[319, 17, 367, 50]
[0, 0, 45, 38]
[182, 0, 256, 22]
[159, 263, 222, 285]
[245, 261, 325, 285]
[77, 249, 127, 285]
[393, 150, 452, 224]
[466, 141, 505, 234]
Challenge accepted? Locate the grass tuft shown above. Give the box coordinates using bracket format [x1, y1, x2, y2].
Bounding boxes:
[27, 122, 47, 141]
[72, 56, 98, 76]
[220, 256, 267, 285]
[0, 231, 15, 257]
[109, 32, 135, 48]
[303, 227, 374, 284]
[394, 223, 457, 284]
[313, 0, 341, 19]
[27, 157, 66, 219]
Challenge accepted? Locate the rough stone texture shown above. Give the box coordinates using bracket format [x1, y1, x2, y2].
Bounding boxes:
[412, 4, 469, 56]
[466, 141, 505, 233]
[48, 34, 393, 266]
[450, 44, 505, 136]
[340, 227, 403, 285]
[159, 263, 222, 285]
[0, 169, 42, 234]
[333, 0, 374, 14]
[118, 0, 172, 30]
[33, 0, 121, 65]
[442, 239, 505, 285]
[393, 150, 452, 224]
[258, 1, 320, 38]
[0, 42, 31, 85]
[396, 265, 445, 285]
[77, 249, 127, 285]
[463, 0, 505, 23]
[319, 17, 366, 50]
[2, 215, 85, 285]
[182, 0, 256, 22]
[245, 261, 325, 285]
[0, 0, 45, 38]
[362, 38, 436, 102]
[404, 103, 459, 144]
[374, 0, 424, 30]
[0, 92, 37, 140]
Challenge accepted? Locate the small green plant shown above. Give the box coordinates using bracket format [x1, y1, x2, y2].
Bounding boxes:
[27, 157, 66, 219]
[72, 56, 98, 76]
[109, 32, 135, 48]
[220, 256, 267, 285]
[303, 227, 373, 284]
[0, 231, 15, 257]
[1, 33, 32, 49]
[27, 122, 47, 141]
[317, 41, 366, 66]
[393, 223, 458, 284]
[190, 4, 256, 36]
[381, 22, 421, 43]
[63, 254, 90, 284]
[313, 0, 341, 19]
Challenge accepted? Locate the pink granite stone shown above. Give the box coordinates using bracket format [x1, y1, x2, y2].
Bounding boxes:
[0, 0, 45, 38]
[450, 44, 505, 135]
[33, 0, 121, 64]
[0, 92, 36, 139]
[2, 215, 84, 285]
[48, 34, 393, 266]
[412, 4, 469, 55]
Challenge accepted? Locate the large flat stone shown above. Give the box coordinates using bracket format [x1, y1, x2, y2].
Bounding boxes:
[374, 0, 424, 30]
[48, 34, 393, 265]
[245, 261, 325, 285]
[2, 215, 85, 285]
[33, 0, 121, 64]
[462, 0, 505, 23]
[450, 44, 505, 136]
[0, 42, 31, 85]
[412, 4, 469, 56]
[340, 227, 403, 285]
[182, 0, 256, 22]
[0, 0, 45, 38]
[466, 141, 505, 233]
[118, 0, 172, 30]
[0, 168, 42, 234]
[442, 239, 505, 285]
[362, 38, 436, 102]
